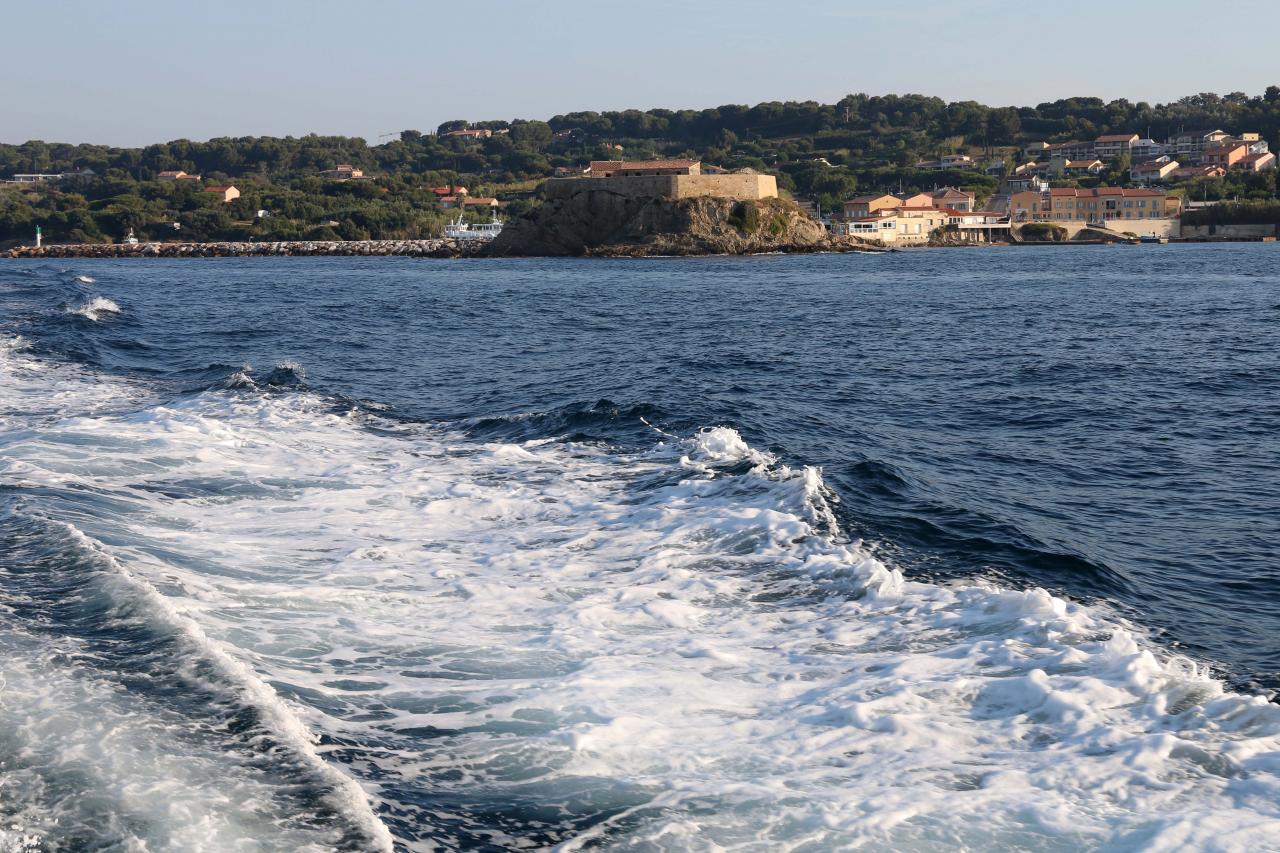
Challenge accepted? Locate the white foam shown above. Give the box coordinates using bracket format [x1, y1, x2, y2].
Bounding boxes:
[75, 275, 95, 284]
[66, 296, 120, 322]
[3, 355, 1279, 850]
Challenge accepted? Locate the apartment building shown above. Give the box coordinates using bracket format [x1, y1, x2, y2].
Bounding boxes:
[1010, 187, 1168, 224]
[1094, 133, 1139, 160]
[1202, 143, 1249, 170]
[1170, 129, 1231, 163]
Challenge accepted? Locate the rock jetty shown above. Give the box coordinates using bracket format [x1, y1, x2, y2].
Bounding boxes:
[4, 239, 482, 259]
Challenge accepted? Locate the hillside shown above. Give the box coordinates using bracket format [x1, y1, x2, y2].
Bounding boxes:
[2, 89, 1278, 244]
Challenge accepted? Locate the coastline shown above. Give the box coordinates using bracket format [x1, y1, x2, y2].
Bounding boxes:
[3, 234, 1274, 260]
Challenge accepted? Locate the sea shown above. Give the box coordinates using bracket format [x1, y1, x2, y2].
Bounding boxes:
[1, 246, 1278, 852]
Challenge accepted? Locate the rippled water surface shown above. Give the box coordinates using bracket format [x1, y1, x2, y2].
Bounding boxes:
[1, 247, 1278, 851]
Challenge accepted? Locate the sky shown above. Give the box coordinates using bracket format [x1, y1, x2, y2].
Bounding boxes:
[3, 0, 1278, 147]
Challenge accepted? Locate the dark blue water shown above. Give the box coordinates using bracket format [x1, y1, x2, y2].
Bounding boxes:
[3, 248, 1280, 851]
[7, 249, 1276, 690]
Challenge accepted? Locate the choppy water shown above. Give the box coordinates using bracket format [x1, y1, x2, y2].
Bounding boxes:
[1, 249, 1279, 852]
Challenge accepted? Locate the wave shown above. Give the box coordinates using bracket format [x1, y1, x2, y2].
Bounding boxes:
[0, 507, 393, 852]
[75, 275, 95, 284]
[65, 296, 121, 322]
[3, 349, 1279, 850]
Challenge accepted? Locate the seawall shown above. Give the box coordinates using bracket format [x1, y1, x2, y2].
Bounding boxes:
[4, 239, 481, 259]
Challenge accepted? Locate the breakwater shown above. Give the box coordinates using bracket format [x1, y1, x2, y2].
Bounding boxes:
[4, 239, 481, 259]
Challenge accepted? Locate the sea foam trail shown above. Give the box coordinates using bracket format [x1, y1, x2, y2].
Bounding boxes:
[0, 351, 393, 852]
[2, 353, 1280, 850]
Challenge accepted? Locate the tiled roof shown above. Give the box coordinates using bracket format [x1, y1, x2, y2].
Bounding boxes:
[1047, 187, 1163, 198]
[1096, 134, 1138, 143]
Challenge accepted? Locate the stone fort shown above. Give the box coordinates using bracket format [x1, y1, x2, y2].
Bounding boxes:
[543, 160, 777, 202]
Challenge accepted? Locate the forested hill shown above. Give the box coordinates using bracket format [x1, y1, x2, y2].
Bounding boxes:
[3, 89, 1279, 244]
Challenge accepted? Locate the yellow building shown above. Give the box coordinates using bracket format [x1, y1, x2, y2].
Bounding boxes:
[201, 185, 240, 204]
[842, 193, 902, 218]
[844, 206, 950, 245]
[1010, 187, 1168, 224]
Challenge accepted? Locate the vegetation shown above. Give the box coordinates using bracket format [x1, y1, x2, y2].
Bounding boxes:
[1182, 200, 1280, 226]
[727, 201, 760, 234]
[2, 87, 1279, 244]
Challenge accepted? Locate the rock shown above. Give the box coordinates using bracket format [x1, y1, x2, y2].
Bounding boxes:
[486, 191, 878, 257]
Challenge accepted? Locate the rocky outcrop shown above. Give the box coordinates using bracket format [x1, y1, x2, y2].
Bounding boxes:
[487, 191, 879, 256]
[4, 239, 481, 259]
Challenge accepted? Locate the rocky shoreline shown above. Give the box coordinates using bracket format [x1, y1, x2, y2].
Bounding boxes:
[3, 239, 483, 259]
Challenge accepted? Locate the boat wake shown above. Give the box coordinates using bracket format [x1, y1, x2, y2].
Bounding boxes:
[2, 332, 1279, 850]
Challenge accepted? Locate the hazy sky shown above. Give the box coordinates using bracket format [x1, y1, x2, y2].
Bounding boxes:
[4, 0, 1278, 146]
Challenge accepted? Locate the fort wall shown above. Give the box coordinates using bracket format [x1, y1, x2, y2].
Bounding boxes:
[543, 174, 777, 202]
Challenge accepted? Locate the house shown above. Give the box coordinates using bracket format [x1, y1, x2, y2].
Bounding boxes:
[1094, 133, 1140, 160]
[939, 208, 1011, 242]
[940, 154, 977, 170]
[320, 164, 363, 180]
[1004, 174, 1049, 194]
[899, 191, 935, 207]
[463, 197, 500, 210]
[1168, 165, 1226, 180]
[587, 159, 700, 176]
[1130, 159, 1180, 183]
[1201, 143, 1248, 170]
[1046, 140, 1095, 160]
[1062, 159, 1105, 176]
[202, 185, 240, 203]
[1238, 133, 1270, 155]
[443, 128, 492, 140]
[157, 170, 188, 181]
[9, 173, 64, 183]
[1130, 138, 1165, 162]
[843, 193, 901, 219]
[843, 206, 950, 245]
[1238, 152, 1277, 172]
[1024, 142, 1050, 158]
[430, 185, 467, 197]
[1009, 187, 1168, 224]
[929, 187, 977, 211]
[1170, 129, 1230, 163]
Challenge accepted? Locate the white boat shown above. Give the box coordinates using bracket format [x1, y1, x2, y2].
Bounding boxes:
[121, 228, 139, 245]
[444, 214, 503, 242]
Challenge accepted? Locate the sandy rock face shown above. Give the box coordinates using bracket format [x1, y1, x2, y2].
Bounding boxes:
[487, 191, 864, 257]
